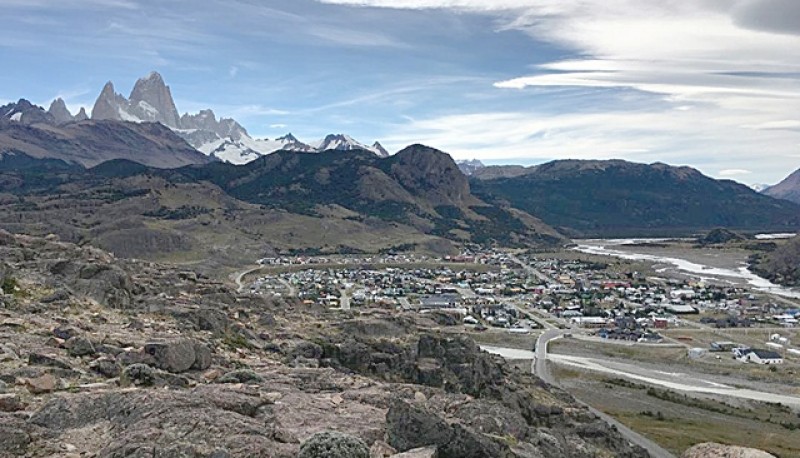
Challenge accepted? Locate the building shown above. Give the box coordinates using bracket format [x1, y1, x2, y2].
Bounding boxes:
[739, 349, 784, 365]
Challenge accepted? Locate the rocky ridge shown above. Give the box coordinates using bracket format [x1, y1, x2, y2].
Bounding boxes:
[0, 230, 647, 457]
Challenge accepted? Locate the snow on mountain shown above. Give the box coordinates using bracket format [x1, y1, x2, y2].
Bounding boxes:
[312, 134, 389, 156]
[456, 159, 486, 176]
[85, 72, 389, 164]
[751, 183, 771, 193]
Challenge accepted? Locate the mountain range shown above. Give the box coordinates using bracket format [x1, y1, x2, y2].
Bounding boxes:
[4, 70, 800, 265]
[470, 159, 800, 237]
[762, 167, 800, 204]
[0, 99, 212, 168]
[0, 145, 562, 269]
[86, 72, 388, 163]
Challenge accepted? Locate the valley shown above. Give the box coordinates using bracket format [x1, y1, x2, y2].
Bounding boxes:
[4, 97, 800, 456]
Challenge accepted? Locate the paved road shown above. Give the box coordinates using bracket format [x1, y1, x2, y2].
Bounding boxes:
[507, 253, 554, 284]
[339, 289, 351, 310]
[534, 331, 676, 458]
[550, 353, 800, 409]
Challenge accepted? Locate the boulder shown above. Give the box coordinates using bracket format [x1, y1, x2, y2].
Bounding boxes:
[682, 443, 776, 458]
[143, 339, 210, 373]
[65, 336, 96, 357]
[386, 401, 451, 452]
[0, 393, 26, 412]
[53, 326, 80, 341]
[298, 431, 369, 458]
[25, 373, 59, 394]
[28, 352, 72, 369]
[390, 447, 436, 458]
[90, 358, 121, 378]
[0, 415, 32, 455]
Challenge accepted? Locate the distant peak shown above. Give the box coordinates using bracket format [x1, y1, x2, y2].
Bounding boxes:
[142, 71, 164, 82]
[101, 81, 115, 93]
[278, 133, 298, 142]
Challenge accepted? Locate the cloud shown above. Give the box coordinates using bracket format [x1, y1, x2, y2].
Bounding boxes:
[718, 169, 752, 177]
[732, 0, 800, 36]
[316, 0, 800, 184]
[270, 124, 288, 129]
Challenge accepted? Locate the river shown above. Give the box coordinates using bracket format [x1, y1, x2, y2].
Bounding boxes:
[574, 237, 800, 299]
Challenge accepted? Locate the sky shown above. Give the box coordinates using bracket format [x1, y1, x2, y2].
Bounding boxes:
[1, 0, 799, 185]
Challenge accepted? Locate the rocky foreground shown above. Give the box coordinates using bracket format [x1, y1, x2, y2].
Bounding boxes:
[0, 230, 647, 457]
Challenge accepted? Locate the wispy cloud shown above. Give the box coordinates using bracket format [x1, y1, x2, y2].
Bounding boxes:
[719, 169, 752, 177]
[315, 0, 800, 184]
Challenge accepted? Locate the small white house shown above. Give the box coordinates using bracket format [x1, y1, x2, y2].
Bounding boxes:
[740, 349, 784, 365]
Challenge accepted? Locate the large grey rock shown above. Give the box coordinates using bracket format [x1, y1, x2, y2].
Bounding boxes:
[65, 336, 96, 357]
[386, 401, 451, 452]
[143, 339, 210, 373]
[298, 431, 369, 458]
[0, 415, 32, 455]
[682, 443, 776, 458]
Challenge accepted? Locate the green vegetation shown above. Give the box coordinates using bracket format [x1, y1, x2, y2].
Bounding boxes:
[1, 276, 18, 295]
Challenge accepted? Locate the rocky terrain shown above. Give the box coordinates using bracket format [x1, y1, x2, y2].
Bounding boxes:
[749, 236, 800, 286]
[0, 230, 648, 457]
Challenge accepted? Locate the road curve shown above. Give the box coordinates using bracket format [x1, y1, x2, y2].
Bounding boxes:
[535, 331, 676, 458]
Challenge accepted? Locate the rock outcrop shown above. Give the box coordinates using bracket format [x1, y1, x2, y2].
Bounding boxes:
[682, 443, 776, 458]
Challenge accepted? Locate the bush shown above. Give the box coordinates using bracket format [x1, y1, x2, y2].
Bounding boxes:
[298, 431, 369, 458]
[1, 276, 18, 295]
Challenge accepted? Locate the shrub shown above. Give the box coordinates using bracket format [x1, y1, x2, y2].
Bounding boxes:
[298, 431, 369, 458]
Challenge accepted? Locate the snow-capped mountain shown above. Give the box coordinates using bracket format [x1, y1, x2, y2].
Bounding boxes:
[1, 99, 57, 125]
[311, 134, 390, 157]
[456, 159, 486, 176]
[751, 183, 771, 193]
[85, 72, 389, 164]
[92, 72, 181, 128]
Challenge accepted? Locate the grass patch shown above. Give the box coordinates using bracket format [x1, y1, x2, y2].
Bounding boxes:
[609, 410, 800, 457]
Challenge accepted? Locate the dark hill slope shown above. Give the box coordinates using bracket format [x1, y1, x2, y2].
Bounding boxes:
[764, 167, 800, 204]
[471, 159, 800, 237]
[0, 150, 564, 270]
[175, 144, 564, 247]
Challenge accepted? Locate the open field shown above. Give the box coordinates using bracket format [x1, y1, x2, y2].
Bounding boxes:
[467, 328, 542, 350]
[551, 337, 800, 391]
[555, 367, 800, 457]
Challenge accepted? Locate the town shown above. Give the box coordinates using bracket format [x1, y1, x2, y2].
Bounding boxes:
[244, 248, 800, 365]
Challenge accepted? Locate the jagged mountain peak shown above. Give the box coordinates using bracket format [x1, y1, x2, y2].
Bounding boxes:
[456, 159, 486, 176]
[48, 98, 75, 125]
[1, 99, 54, 125]
[372, 141, 390, 158]
[129, 71, 180, 128]
[100, 81, 115, 95]
[277, 133, 299, 142]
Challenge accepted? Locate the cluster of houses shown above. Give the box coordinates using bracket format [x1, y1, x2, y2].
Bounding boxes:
[248, 252, 800, 350]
